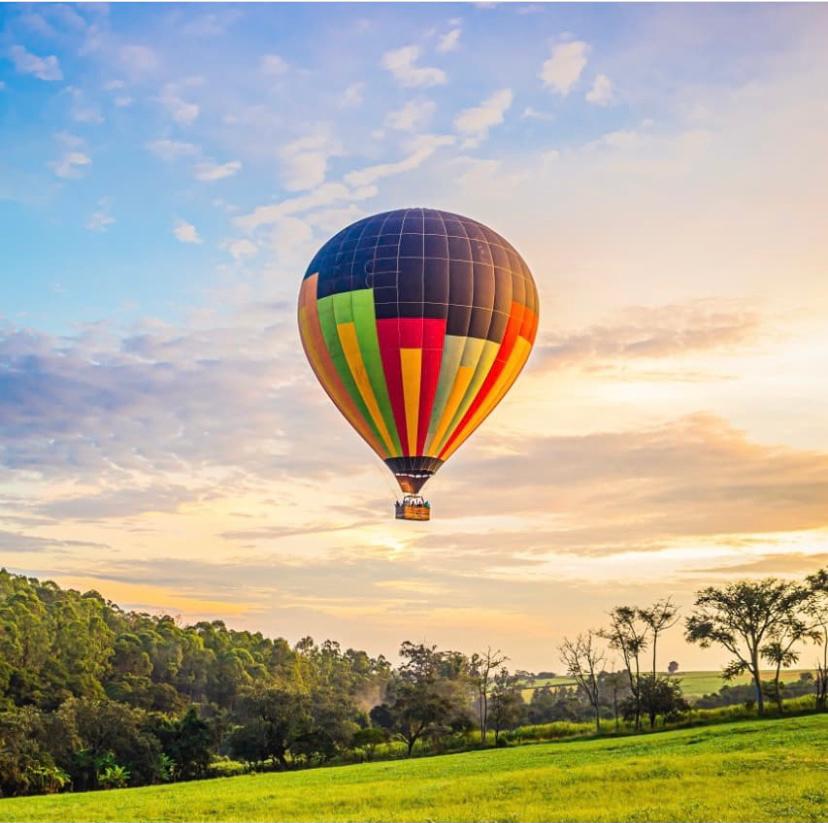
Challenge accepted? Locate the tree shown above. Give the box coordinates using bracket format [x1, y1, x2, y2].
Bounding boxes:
[638, 599, 679, 680]
[637, 599, 680, 728]
[601, 670, 629, 731]
[488, 668, 525, 744]
[761, 604, 813, 716]
[805, 568, 828, 709]
[685, 579, 813, 715]
[667, 661, 679, 674]
[599, 607, 648, 731]
[559, 631, 605, 732]
[351, 727, 387, 761]
[230, 686, 310, 769]
[628, 676, 688, 726]
[469, 647, 507, 743]
[369, 643, 471, 757]
[152, 707, 212, 780]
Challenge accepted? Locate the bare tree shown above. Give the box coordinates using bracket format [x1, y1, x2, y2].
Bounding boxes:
[470, 647, 507, 743]
[686, 579, 812, 715]
[600, 607, 648, 731]
[559, 631, 605, 732]
[638, 598, 680, 679]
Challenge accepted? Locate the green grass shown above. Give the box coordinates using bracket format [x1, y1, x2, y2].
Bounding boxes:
[3, 714, 828, 822]
[522, 669, 814, 700]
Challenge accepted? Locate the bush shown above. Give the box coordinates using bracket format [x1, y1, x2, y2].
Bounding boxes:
[98, 764, 130, 790]
[207, 756, 250, 778]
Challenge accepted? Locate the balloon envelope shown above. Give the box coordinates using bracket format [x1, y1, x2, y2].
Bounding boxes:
[298, 208, 538, 495]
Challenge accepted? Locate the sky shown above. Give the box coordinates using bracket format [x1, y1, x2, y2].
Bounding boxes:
[2, 2, 828, 673]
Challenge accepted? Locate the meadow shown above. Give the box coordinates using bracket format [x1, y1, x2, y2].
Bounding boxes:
[521, 669, 814, 700]
[3, 713, 827, 823]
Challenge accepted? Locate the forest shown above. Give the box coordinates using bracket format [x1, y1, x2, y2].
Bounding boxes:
[1, 567, 826, 798]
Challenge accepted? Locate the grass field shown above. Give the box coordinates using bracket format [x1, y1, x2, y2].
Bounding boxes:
[522, 669, 814, 700]
[3, 714, 827, 822]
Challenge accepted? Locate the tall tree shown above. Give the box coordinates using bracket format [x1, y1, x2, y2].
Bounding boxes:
[559, 631, 605, 732]
[469, 647, 507, 743]
[638, 599, 679, 680]
[599, 607, 648, 731]
[370, 643, 470, 757]
[488, 668, 525, 744]
[805, 568, 828, 709]
[685, 579, 812, 715]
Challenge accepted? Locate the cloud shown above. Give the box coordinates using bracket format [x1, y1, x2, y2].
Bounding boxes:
[146, 139, 200, 161]
[454, 88, 513, 146]
[235, 182, 360, 233]
[385, 98, 436, 131]
[260, 54, 288, 76]
[119, 44, 158, 74]
[159, 82, 200, 124]
[437, 27, 461, 53]
[173, 219, 202, 244]
[279, 133, 343, 192]
[50, 152, 91, 179]
[344, 134, 455, 187]
[589, 128, 642, 149]
[0, 317, 314, 487]
[339, 82, 365, 109]
[193, 159, 242, 182]
[439, 414, 828, 549]
[0, 529, 107, 553]
[9, 45, 62, 81]
[67, 87, 104, 124]
[220, 238, 258, 260]
[521, 106, 553, 121]
[537, 300, 761, 369]
[86, 199, 115, 232]
[586, 73, 613, 106]
[381, 45, 446, 88]
[540, 40, 589, 95]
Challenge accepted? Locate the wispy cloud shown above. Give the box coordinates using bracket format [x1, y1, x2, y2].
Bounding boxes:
[86, 198, 115, 231]
[260, 53, 288, 76]
[454, 88, 513, 147]
[279, 132, 343, 192]
[173, 219, 202, 244]
[344, 133, 455, 187]
[537, 300, 761, 369]
[381, 45, 446, 88]
[540, 40, 588, 95]
[437, 27, 461, 54]
[147, 139, 200, 161]
[9, 44, 62, 81]
[385, 98, 436, 131]
[586, 73, 614, 106]
[193, 159, 242, 182]
[159, 81, 200, 124]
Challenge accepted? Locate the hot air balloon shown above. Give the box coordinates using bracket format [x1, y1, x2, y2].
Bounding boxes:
[297, 208, 539, 520]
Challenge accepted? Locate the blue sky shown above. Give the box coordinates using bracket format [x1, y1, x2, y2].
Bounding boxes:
[2, 3, 809, 330]
[2, 3, 828, 669]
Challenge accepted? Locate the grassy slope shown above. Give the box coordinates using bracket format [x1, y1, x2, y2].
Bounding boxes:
[3, 714, 828, 823]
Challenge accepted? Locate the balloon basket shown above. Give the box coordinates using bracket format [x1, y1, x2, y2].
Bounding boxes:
[395, 495, 431, 521]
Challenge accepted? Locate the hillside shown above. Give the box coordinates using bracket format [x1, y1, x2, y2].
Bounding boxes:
[3, 714, 827, 822]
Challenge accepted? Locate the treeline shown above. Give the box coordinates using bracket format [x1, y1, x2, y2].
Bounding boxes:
[1, 567, 827, 799]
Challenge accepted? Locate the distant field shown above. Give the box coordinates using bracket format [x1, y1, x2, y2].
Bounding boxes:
[3, 714, 827, 822]
[522, 669, 815, 701]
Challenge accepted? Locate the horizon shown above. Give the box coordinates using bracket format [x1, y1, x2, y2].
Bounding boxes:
[2, 2, 828, 671]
